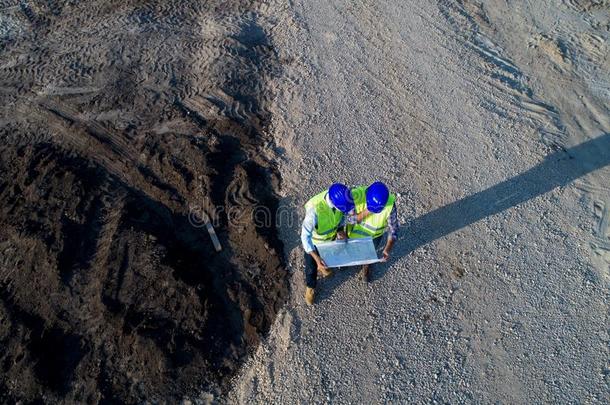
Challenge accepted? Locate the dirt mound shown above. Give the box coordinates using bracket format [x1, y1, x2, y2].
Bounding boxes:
[0, 0, 287, 402]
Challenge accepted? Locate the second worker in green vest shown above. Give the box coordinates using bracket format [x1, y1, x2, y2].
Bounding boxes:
[348, 181, 399, 281]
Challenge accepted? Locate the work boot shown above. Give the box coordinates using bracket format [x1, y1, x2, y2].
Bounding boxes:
[305, 287, 315, 305]
[359, 265, 371, 282]
[317, 267, 333, 278]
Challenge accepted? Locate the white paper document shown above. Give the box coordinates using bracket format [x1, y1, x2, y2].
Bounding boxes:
[316, 237, 382, 268]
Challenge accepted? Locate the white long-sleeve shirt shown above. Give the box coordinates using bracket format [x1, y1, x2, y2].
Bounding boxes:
[301, 194, 346, 253]
[300, 206, 321, 254]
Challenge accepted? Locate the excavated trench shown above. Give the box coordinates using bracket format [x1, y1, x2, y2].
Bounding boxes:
[0, 0, 288, 402]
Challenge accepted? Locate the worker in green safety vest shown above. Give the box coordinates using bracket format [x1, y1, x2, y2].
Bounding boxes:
[301, 183, 354, 305]
[348, 181, 399, 281]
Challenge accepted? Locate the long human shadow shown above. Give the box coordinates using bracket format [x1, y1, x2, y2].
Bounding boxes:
[397, 133, 610, 257]
[317, 133, 610, 297]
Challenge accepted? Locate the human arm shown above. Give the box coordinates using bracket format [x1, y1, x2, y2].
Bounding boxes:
[300, 207, 328, 269]
[355, 208, 369, 223]
[382, 205, 399, 261]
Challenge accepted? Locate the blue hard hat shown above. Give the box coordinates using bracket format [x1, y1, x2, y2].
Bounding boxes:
[328, 183, 354, 213]
[366, 181, 389, 213]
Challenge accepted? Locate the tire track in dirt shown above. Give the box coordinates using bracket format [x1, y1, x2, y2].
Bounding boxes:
[437, 0, 569, 151]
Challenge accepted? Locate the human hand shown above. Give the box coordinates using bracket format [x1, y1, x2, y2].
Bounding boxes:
[316, 258, 332, 277]
[356, 209, 370, 223]
[345, 213, 358, 225]
[381, 249, 390, 262]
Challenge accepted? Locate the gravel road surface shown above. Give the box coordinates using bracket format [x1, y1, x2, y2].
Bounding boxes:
[228, 0, 610, 403]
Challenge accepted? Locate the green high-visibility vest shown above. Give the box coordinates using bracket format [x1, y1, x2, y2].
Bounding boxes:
[305, 190, 344, 245]
[348, 185, 395, 239]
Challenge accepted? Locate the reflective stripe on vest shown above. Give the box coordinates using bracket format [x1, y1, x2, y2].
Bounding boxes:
[348, 185, 395, 239]
[305, 190, 343, 245]
[349, 229, 371, 238]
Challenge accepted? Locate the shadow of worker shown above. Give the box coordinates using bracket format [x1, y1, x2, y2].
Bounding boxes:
[373, 133, 610, 281]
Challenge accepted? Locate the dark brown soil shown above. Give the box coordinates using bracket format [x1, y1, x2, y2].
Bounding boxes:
[0, 1, 288, 402]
